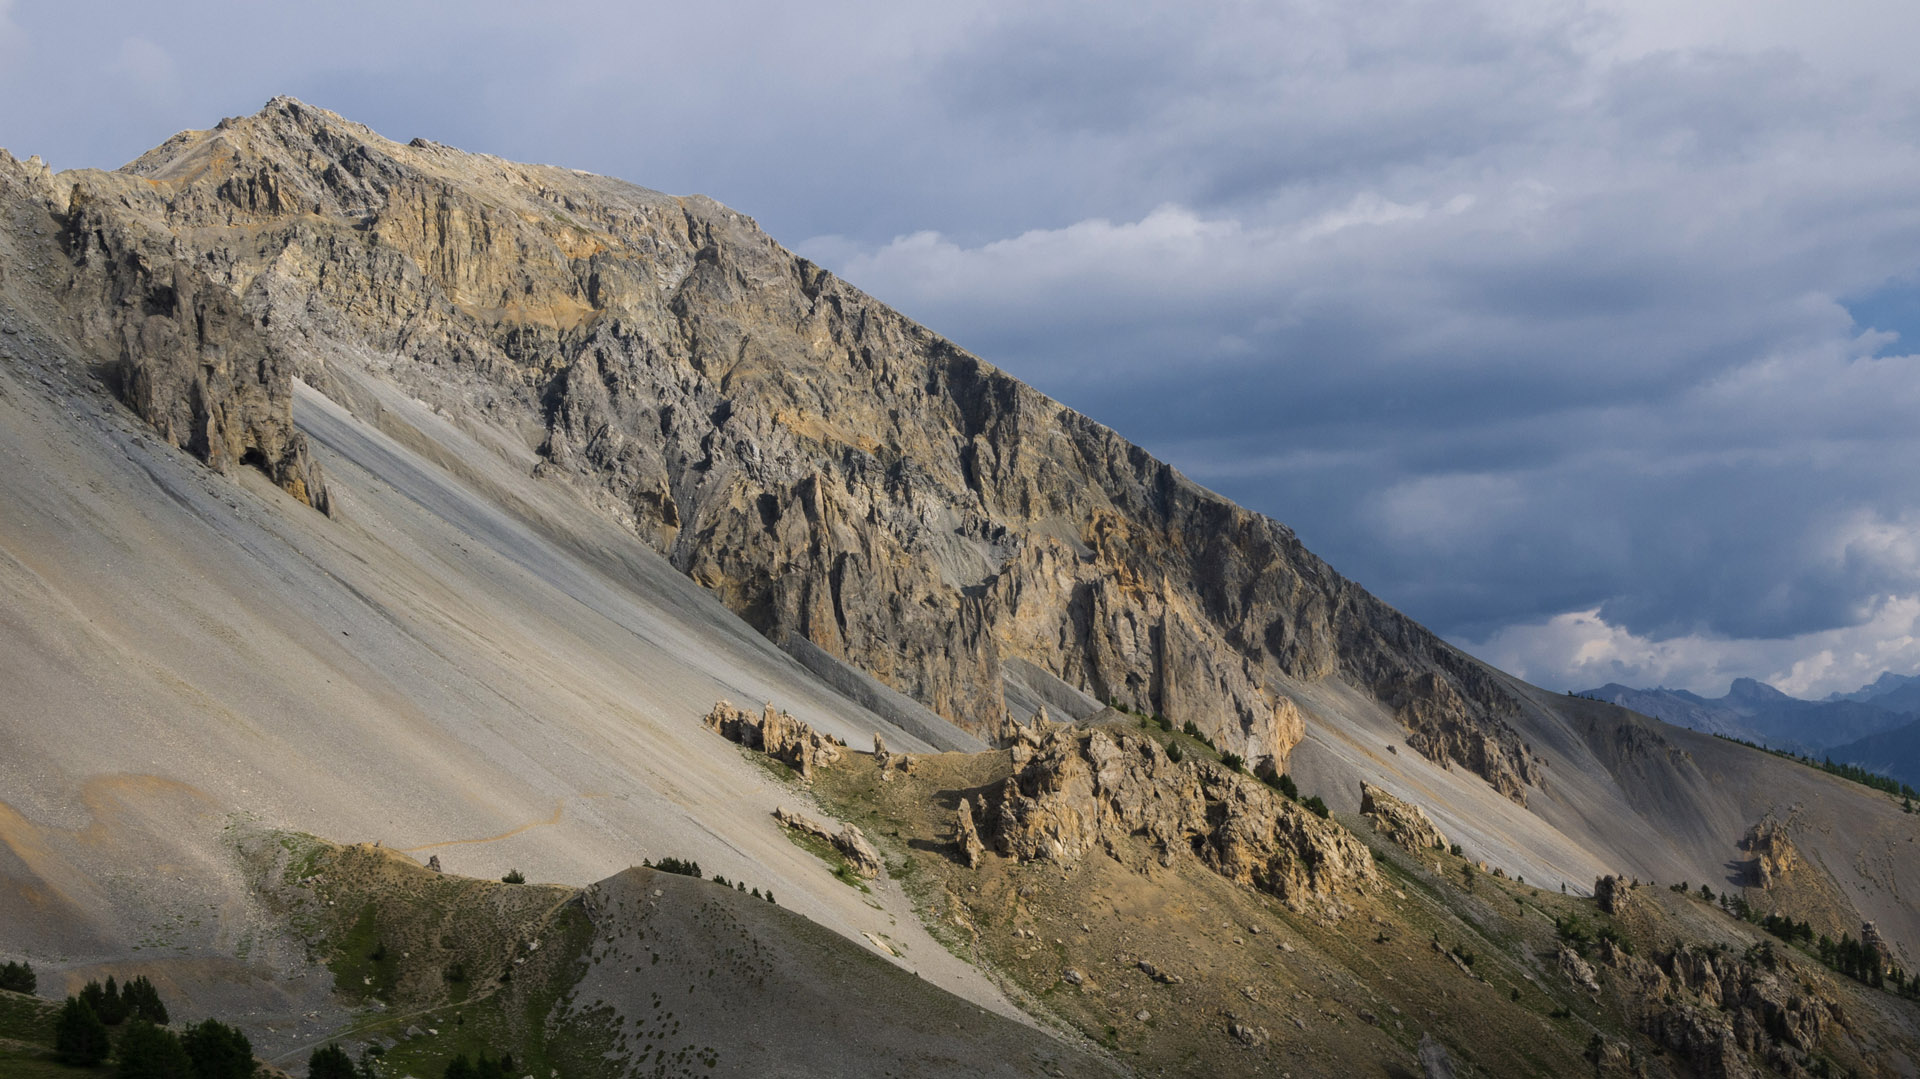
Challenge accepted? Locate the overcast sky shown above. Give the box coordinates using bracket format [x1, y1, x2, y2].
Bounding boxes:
[7, 0, 1920, 698]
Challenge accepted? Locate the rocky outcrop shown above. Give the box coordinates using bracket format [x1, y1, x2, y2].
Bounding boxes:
[0, 150, 329, 511]
[703, 700, 845, 780]
[1595, 874, 1635, 917]
[1560, 944, 1602, 993]
[1743, 816, 1797, 889]
[1358, 782, 1448, 853]
[1602, 940, 1838, 1079]
[17, 98, 1539, 802]
[984, 726, 1376, 918]
[954, 797, 985, 869]
[772, 806, 881, 879]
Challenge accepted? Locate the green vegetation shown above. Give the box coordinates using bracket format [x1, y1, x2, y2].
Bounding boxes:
[181, 1019, 255, 1079]
[1218, 750, 1245, 772]
[499, 869, 526, 884]
[54, 997, 109, 1066]
[0, 960, 35, 994]
[645, 856, 703, 878]
[1300, 795, 1329, 818]
[1710, 733, 1918, 800]
[308, 1043, 356, 1079]
[115, 1018, 191, 1078]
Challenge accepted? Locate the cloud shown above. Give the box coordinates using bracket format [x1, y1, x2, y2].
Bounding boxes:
[1463, 597, 1920, 698]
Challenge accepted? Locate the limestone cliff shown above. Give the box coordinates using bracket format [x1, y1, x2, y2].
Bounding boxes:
[0, 149, 328, 510]
[5, 97, 1538, 798]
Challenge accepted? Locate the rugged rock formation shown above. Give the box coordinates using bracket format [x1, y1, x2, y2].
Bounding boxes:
[7, 97, 1540, 800]
[1560, 944, 1602, 993]
[1602, 940, 1838, 1079]
[1743, 816, 1797, 889]
[1358, 782, 1448, 853]
[0, 149, 328, 511]
[1594, 875, 1635, 917]
[703, 700, 845, 779]
[985, 726, 1376, 918]
[954, 796, 985, 869]
[772, 806, 881, 879]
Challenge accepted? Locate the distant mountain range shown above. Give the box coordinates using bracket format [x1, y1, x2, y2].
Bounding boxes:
[1583, 674, 1920, 787]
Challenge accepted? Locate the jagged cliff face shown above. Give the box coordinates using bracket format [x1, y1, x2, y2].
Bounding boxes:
[14, 98, 1538, 795]
[0, 151, 328, 510]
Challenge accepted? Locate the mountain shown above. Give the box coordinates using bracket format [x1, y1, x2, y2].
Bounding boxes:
[1584, 676, 1920, 755]
[1825, 671, 1920, 704]
[1827, 717, 1920, 792]
[2, 99, 1919, 1075]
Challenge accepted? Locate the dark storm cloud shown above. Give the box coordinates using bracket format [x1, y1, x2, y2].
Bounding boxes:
[5, 0, 1920, 694]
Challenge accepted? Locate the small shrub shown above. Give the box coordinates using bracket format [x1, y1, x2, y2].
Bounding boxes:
[1549, 1005, 1574, 1019]
[652, 857, 702, 878]
[1509, 986, 1521, 1002]
[501, 869, 526, 884]
[1301, 795, 1329, 818]
[0, 959, 34, 994]
[1182, 720, 1202, 739]
[1165, 741, 1185, 764]
[1449, 842, 1463, 858]
[1219, 751, 1245, 772]
[1276, 773, 1298, 800]
[444, 962, 468, 984]
[1154, 714, 1173, 732]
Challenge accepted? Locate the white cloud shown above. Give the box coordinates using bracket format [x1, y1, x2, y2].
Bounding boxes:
[1461, 597, 1920, 698]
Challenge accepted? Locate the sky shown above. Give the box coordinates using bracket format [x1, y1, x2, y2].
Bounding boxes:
[6, 0, 1920, 698]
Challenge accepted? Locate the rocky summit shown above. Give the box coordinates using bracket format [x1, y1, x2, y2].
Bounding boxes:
[1, 99, 1918, 1077]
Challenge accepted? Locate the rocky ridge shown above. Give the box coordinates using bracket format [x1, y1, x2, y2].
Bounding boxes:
[11, 97, 1539, 799]
[987, 722, 1379, 919]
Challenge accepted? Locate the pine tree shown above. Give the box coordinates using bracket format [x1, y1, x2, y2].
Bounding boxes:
[0, 960, 33, 993]
[182, 1018, 255, 1079]
[116, 1018, 193, 1079]
[310, 1043, 357, 1079]
[123, 974, 169, 1024]
[54, 996, 111, 1066]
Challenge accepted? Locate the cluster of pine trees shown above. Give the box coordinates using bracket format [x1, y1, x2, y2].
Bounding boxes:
[52, 975, 255, 1078]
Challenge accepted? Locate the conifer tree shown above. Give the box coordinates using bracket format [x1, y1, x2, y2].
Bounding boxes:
[54, 996, 110, 1066]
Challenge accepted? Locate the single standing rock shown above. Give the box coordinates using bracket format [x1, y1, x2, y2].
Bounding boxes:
[955, 796, 986, 869]
[1595, 874, 1633, 916]
[426, 854, 441, 873]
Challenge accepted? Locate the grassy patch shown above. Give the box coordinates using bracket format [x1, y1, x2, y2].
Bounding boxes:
[781, 828, 871, 892]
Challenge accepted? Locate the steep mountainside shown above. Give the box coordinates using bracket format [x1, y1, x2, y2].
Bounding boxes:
[48, 97, 1541, 800]
[4, 99, 1920, 1073]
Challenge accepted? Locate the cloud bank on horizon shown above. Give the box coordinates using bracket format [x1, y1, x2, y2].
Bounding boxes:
[5, 0, 1920, 698]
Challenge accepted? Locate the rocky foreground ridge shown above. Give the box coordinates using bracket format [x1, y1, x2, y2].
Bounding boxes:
[0, 97, 1537, 798]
